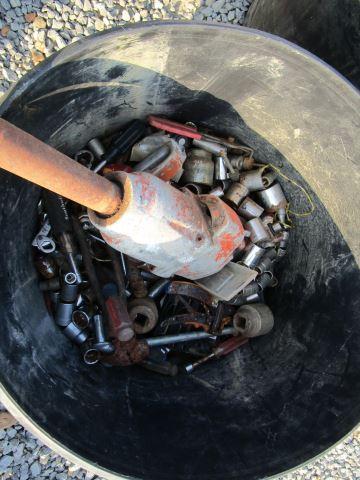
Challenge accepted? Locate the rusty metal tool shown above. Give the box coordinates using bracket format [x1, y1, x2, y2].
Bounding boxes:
[185, 335, 248, 372]
[0, 119, 246, 280]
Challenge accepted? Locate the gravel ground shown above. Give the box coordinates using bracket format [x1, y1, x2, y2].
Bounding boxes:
[0, 1, 360, 479]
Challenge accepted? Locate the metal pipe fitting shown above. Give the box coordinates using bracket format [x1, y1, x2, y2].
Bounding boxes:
[239, 244, 266, 268]
[146, 327, 236, 347]
[87, 138, 105, 159]
[256, 182, 288, 211]
[224, 182, 249, 207]
[92, 314, 115, 354]
[245, 218, 271, 244]
[0, 120, 121, 216]
[233, 303, 274, 337]
[238, 197, 264, 219]
[60, 272, 78, 303]
[182, 148, 214, 186]
[239, 168, 269, 191]
[214, 156, 227, 181]
[55, 301, 74, 327]
[128, 297, 158, 334]
[63, 321, 88, 345]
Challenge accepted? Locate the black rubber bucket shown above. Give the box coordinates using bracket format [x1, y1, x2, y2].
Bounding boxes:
[245, 0, 360, 89]
[0, 23, 359, 480]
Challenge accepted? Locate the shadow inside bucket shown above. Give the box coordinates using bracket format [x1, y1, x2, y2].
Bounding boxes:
[0, 58, 359, 480]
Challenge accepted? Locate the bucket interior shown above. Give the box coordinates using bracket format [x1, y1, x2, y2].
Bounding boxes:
[0, 24, 359, 480]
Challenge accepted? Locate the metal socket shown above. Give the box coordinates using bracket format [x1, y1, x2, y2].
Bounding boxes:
[239, 168, 268, 191]
[128, 297, 159, 334]
[257, 272, 275, 290]
[83, 348, 101, 365]
[55, 301, 74, 327]
[229, 154, 255, 171]
[182, 148, 214, 186]
[279, 230, 290, 249]
[224, 182, 249, 207]
[245, 218, 271, 244]
[60, 272, 78, 303]
[87, 138, 105, 159]
[214, 156, 227, 180]
[255, 255, 274, 274]
[238, 197, 264, 219]
[72, 310, 90, 329]
[233, 303, 274, 337]
[74, 149, 95, 168]
[256, 183, 287, 211]
[239, 244, 266, 268]
[63, 321, 88, 345]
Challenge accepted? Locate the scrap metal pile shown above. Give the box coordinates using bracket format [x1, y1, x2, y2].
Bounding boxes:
[33, 116, 290, 375]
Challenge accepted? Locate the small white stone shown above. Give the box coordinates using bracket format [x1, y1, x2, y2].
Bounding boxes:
[10, 0, 21, 7]
[0, 455, 13, 472]
[122, 9, 131, 21]
[94, 18, 104, 30]
[227, 9, 235, 21]
[83, 0, 92, 11]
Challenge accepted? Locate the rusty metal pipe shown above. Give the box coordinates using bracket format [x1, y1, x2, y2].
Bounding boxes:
[0, 119, 121, 216]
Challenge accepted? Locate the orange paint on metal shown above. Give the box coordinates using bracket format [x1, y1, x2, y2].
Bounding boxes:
[156, 151, 183, 181]
[0, 119, 121, 216]
[215, 232, 238, 262]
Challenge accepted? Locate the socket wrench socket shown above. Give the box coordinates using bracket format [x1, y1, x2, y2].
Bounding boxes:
[238, 197, 264, 219]
[245, 218, 271, 244]
[214, 156, 227, 181]
[128, 297, 159, 334]
[233, 303, 274, 337]
[63, 321, 88, 345]
[182, 148, 214, 186]
[239, 167, 268, 191]
[224, 182, 249, 207]
[55, 301, 74, 327]
[239, 244, 266, 269]
[60, 272, 78, 303]
[256, 182, 288, 211]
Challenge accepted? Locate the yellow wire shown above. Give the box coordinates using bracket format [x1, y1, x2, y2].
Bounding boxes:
[254, 162, 315, 219]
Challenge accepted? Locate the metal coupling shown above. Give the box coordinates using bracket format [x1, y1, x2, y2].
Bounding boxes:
[238, 197, 264, 219]
[214, 156, 227, 181]
[128, 297, 159, 334]
[229, 154, 254, 171]
[239, 167, 272, 191]
[245, 218, 271, 244]
[182, 148, 214, 186]
[63, 321, 88, 345]
[55, 301, 74, 327]
[92, 314, 115, 354]
[60, 272, 79, 303]
[224, 182, 249, 207]
[239, 243, 265, 268]
[233, 303, 274, 337]
[87, 138, 105, 159]
[256, 182, 288, 212]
